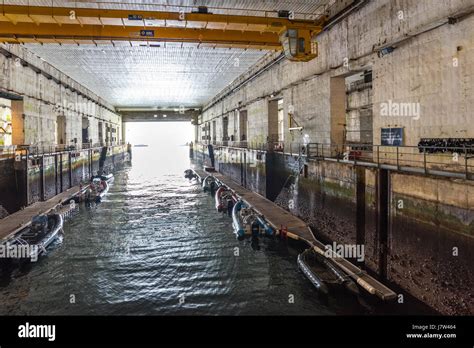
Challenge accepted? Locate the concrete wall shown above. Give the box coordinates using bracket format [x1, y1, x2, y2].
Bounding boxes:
[388, 173, 474, 315]
[0, 157, 19, 214]
[0, 44, 122, 148]
[193, 2, 474, 313]
[0, 43, 128, 214]
[194, 143, 267, 196]
[197, 0, 474, 149]
[272, 154, 474, 315]
[194, 139, 473, 314]
[372, 3, 474, 145]
[0, 144, 130, 214]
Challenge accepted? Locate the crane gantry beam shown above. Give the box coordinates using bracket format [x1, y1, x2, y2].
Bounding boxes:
[0, 5, 325, 32]
[0, 22, 281, 49]
[0, 5, 325, 51]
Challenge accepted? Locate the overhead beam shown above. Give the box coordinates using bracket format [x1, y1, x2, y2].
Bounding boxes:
[121, 110, 200, 123]
[0, 6, 326, 60]
[0, 5, 325, 33]
[0, 22, 281, 49]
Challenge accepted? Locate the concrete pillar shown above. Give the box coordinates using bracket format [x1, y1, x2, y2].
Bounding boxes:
[13, 149, 29, 207]
[68, 151, 72, 188]
[376, 169, 390, 279]
[122, 121, 127, 143]
[59, 153, 63, 193]
[268, 100, 279, 142]
[330, 77, 346, 146]
[356, 167, 366, 267]
[11, 100, 24, 145]
[54, 154, 58, 195]
[40, 155, 45, 201]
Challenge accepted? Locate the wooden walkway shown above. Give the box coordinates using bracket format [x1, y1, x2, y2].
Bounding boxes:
[0, 186, 84, 242]
[192, 167, 397, 301]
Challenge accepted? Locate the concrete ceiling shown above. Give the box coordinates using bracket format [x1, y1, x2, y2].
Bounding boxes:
[26, 43, 267, 108]
[19, 0, 332, 108]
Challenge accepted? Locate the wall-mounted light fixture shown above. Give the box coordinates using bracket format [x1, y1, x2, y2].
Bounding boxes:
[378, 46, 395, 57]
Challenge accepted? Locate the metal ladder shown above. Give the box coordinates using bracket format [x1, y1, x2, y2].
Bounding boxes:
[280, 153, 306, 191]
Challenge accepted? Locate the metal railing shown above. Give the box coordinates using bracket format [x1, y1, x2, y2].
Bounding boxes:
[0, 145, 16, 159]
[307, 143, 474, 180]
[0, 141, 126, 158]
[211, 140, 249, 149]
[202, 141, 310, 155]
[197, 141, 474, 180]
[280, 152, 306, 191]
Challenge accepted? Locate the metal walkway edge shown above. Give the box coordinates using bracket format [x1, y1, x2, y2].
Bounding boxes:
[192, 167, 397, 301]
[0, 186, 84, 243]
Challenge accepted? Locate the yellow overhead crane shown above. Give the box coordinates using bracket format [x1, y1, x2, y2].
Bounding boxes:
[0, 5, 326, 61]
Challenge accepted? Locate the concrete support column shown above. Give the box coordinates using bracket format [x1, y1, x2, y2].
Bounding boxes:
[40, 155, 45, 201]
[89, 149, 92, 179]
[11, 100, 24, 145]
[122, 121, 127, 143]
[68, 151, 72, 188]
[356, 167, 366, 267]
[330, 77, 346, 147]
[376, 169, 390, 279]
[54, 154, 58, 195]
[240, 151, 244, 186]
[59, 153, 63, 193]
[14, 149, 29, 208]
[24, 150, 29, 206]
[268, 100, 279, 142]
